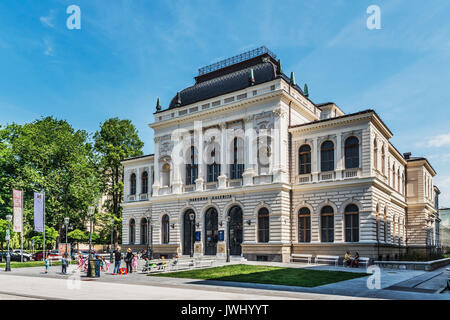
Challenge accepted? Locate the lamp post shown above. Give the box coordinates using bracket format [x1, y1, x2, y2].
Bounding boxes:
[5, 214, 12, 272]
[64, 217, 69, 258]
[226, 215, 231, 263]
[88, 206, 94, 260]
[110, 217, 114, 263]
[146, 209, 151, 259]
[189, 212, 195, 258]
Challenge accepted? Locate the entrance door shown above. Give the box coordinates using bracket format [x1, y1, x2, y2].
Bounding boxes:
[229, 206, 243, 255]
[204, 207, 218, 255]
[183, 210, 195, 256]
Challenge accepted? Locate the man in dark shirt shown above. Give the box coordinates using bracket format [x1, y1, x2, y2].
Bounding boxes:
[113, 247, 122, 275]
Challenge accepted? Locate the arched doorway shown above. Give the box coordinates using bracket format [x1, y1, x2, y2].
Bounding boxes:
[204, 207, 218, 255]
[228, 206, 243, 255]
[183, 210, 195, 256]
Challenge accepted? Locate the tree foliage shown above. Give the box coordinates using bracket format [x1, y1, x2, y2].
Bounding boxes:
[94, 118, 143, 245]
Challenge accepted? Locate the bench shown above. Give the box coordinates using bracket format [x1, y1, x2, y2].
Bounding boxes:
[194, 259, 215, 268]
[344, 257, 370, 268]
[291, 254, 313, 264]
[315, 255, 339, 267]
[143, 259, 173, 273]
[171, 259, 195, 271]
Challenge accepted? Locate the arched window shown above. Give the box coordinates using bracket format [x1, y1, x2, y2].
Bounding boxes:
[130, 173, 136, 195]
[298, 145, 311, 174]
[207, 147, 221, 182]
[258, 208, 270, 243]
[140, 218, 148, 245]
[321, 206, 334, 242]
[142, 171, 148, 194]
[129, 218, 135, 244]
[230, 138, 244, 179]
[397, 169, 401, 193]
[186, 146, 198, 185]
[298, 207, 311, 243]
[381, 145, 385, 175]
[162, 163, 170, 186]
[344, 204, 359, 242]
[321, 141, 334, 172]
[374, 139, 378, 171]
[344, 136, 359, 169]
[162, 214, 170, 244]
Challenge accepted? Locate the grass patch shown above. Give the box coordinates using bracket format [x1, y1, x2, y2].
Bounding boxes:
[149, 264, 369, 287]
[0, 260, 76, 269]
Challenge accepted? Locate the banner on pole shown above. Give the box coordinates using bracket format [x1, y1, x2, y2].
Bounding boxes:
[34, 192, 44, 232]
[13, 189, 23, 233]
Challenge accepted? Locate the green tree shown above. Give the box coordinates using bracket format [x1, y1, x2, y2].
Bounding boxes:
[29, 226, 59, 250]
[0, 219, 8, 250]
[94, 118, 143, 246]
[68, 229, 88, 250]
[1, 117, 101, 246]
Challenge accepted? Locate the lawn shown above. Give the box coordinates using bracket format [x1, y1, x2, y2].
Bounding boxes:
[0, 260, 76, 269]
[149, 264, 369, 287]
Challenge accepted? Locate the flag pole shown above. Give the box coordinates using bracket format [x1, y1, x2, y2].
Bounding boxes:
[20, 190, 23, 263]
[42, 190, 46, 261]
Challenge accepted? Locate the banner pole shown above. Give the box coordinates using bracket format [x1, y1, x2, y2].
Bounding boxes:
[21, 190, 23, 263]
[43, 190, 46, 261]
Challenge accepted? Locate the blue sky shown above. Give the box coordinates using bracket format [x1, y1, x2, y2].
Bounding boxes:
[0, 0, 449, 206]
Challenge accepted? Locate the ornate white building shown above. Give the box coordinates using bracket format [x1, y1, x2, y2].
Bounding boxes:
[121, 47, 439, 262]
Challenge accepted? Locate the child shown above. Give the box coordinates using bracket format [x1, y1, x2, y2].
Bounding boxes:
[132, 253, 138, 272]
[61, 254, 68, 274]
[44, 255, 50, 274]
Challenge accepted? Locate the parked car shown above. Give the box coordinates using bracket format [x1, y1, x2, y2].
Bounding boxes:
[11, 250, 32, 262]
[32, 251, 61, 261]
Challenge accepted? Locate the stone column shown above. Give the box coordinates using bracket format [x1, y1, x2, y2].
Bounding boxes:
[218, 123, 228, 189]
[242, 116, 255, 186]
[152, 137, 160, 196]
[272, 108, 288, 183]
[311, 138, 319, 182]
[194, 123, 204, 192]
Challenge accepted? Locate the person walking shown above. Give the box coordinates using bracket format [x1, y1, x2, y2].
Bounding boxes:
[61, 254, 68, 274]
[113, 247, 122, 275]
[125, 248, 133, 274]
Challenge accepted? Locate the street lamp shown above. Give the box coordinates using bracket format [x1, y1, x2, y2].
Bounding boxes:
[110, 217, 114, 263]
[5, 214, 12, 272]
[189, 212, 195, 258]
[226, 215, 231, 263]
[145, 209, 152, 259]
[88, 206, 95, 260]
[64, 217, 69, 258]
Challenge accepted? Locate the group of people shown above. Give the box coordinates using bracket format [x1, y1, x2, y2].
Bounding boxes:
[343, 251, 360, 268]
[76, 253, 110, 273]
[112, 247, 138, 274]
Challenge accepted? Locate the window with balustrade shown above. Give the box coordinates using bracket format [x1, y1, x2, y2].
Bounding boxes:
[344, 136, 359, 169]
[130, 173, 136, 195]
[186, 146, 198, 185]
[162, 214, 170, 244]
[141, 171, 148, 194]
[207, 147, 221, 182]
[129, 218, 135, 244]
[321, 141, 334, 172]
[230, 137, 244, 179]
[298, 145, 311, 174]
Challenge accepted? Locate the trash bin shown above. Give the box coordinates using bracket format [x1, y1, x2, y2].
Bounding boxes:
[87, 258, 101, 278]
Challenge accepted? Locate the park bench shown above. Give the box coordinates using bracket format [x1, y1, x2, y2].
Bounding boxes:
[143, 259, 172, 273]
[315, 255, 339, 267]
[170, 259, 194, 271]
[194, 259, 215, 269]
[290, 254, 313, 264]
[344, 257, 370, 268]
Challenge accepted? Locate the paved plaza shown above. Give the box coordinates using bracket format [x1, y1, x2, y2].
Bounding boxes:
[0, 260, 449, 300]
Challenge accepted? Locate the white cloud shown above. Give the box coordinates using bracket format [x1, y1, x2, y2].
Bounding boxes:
[40, 10, 56, 28]
[43, 38, 54, 56]
[427, 134, 450, 148]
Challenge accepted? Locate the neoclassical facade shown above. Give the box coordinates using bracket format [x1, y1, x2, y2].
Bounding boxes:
[121, 47, 438, 262]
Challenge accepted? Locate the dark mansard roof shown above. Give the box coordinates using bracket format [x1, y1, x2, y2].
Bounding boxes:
[156, 47, 306, 113]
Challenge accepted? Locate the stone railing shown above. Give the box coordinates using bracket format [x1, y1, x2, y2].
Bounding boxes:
[374, 257, 450, 271]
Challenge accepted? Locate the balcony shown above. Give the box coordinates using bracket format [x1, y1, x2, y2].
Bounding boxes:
[343, 168, 361, 179]
[320, 171, 335, 181]
[139, 193, 149, 201]
[297, 174, 311, 184]
[205, 181, 218, 190]
[159, 186, 172, 195]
